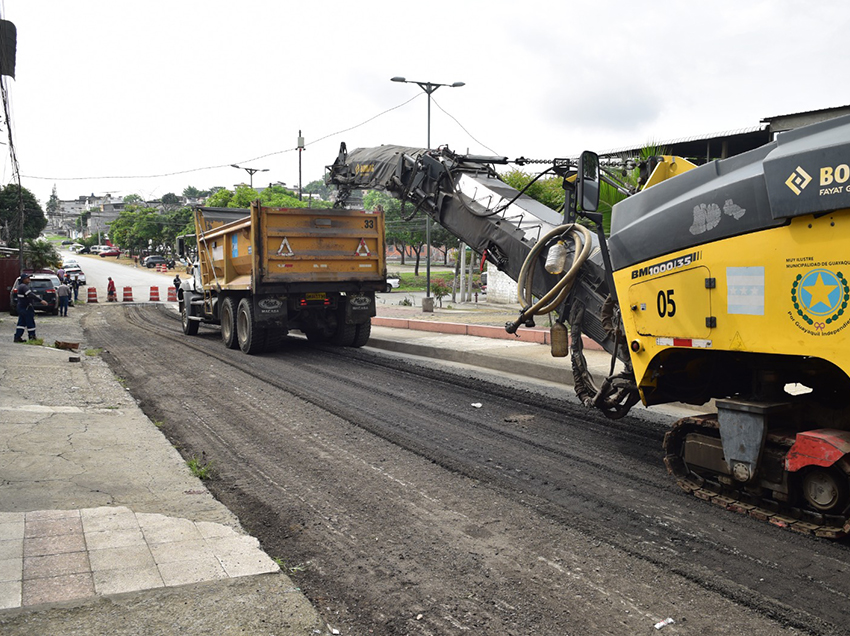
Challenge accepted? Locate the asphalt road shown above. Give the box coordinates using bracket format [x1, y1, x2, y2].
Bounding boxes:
[82, 304, 850, 636]
[61, 251, 183, 296]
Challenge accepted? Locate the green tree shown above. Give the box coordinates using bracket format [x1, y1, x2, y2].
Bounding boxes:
[22, 238, 60, 270]
[161, 207, 193, 250]
[259, 184, 301, 208]
[161, 192, 180, 210]
[123, 193, 144, 204]
[0, 184, 47, 247]
[430, 222, 459, 265]
[230, 185, 260, 209]
[304, 179, 330, 200]
[183, 186, 200, 198]
[500, 169, 566, 211]
[204, 188, 233, 207]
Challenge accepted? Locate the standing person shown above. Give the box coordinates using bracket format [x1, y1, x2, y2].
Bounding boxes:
[173, 274, 181, 293]
[57, 266, 65, 281]
[70, 275, 80, 303]
[56, 279, 71, 316]
[107, 276, 117, 302]
[13, 273, 48, 342]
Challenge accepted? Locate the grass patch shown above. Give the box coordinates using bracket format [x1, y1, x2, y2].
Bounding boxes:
[187, 455, 214, 480]
[85, 348, 103, 356]
[22, 338, 44, 346]
[273, 557, 310, 574]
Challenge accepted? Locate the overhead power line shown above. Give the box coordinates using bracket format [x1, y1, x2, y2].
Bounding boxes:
[21, 93, 427, 182]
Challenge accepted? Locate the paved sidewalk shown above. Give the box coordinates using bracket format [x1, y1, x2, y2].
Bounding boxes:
[0, 305, 322, 634]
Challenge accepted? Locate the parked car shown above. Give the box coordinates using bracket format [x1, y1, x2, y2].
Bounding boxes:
[144, 255, 168, 268]
[63, 266, 87, 285]
[99, 248, 121, 257]
[384, 277, 400, 293]
[61, 258, 79, 268]
[61, 240, 73, 245]
[9, 274, 60, 316]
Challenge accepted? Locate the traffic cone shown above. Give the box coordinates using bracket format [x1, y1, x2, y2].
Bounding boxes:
[86, 287, 98, 303]
[149, 286, 160, 302]
[122, 286, 134, 302]
[167, 286, 177, 302]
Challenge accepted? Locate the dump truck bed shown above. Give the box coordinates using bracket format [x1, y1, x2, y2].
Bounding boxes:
[194, 204, 386, 292]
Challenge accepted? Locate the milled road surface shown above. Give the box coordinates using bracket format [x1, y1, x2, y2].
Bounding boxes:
[85, 305, 850, 635]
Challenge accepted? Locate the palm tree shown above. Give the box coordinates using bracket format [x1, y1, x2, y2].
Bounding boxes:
[23, 239, 61, 271]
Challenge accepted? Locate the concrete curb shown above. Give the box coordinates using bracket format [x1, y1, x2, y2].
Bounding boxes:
[372, 316, 604, 350]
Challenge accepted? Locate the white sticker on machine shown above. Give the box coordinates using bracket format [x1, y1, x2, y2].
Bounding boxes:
[727, 266, 765, 315]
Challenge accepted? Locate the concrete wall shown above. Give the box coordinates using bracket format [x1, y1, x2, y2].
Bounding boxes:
[486, 268, 518, 305]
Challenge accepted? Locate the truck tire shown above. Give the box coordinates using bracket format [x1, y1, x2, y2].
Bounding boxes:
[351, 318, 371, 348]
[181, 298, 199, 336]
[220, 297, 239, 349]
[331, 320, 357, 346]
[237, 297, 266, 355]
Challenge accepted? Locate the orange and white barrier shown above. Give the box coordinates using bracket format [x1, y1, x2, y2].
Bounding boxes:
[86, 287, 98, 303]
[149, 286, 160, 302]
[167, 286, 177, 302]
[122, 286, 134, 302]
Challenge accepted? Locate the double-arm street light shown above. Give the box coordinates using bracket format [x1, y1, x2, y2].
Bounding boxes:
[390, 76, 465, 298]
[231, 164, 268, 189]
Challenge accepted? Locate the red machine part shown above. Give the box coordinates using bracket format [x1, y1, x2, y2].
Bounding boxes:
[785, 429, 850, 473]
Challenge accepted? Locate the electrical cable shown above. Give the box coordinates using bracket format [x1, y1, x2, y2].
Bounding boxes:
[21, 93, 424, 182]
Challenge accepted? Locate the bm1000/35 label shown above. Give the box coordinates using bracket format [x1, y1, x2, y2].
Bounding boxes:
[631, 252, 701, 280]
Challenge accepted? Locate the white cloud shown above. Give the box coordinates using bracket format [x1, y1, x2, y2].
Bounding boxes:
[2, 0, 849, 205]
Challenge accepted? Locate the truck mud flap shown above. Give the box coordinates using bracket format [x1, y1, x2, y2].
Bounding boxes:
[345, 293, 375, 325]
[254, 295, 288, 324]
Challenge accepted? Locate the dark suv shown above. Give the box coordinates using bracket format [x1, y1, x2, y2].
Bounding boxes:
[144, 255, 168, 268]
[9, 274, 60, 316]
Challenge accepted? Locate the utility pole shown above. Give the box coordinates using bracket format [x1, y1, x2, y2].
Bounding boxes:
[390, 76, 465, 299]
[297, 130, 305, 201]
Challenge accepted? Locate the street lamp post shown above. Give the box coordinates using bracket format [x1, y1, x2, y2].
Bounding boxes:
[297, 130, 305, 201]
[231, 164, 269, 189]
[391, 76, 465, 299]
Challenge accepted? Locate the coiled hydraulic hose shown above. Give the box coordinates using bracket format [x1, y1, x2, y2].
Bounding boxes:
[507, 223, 593, 331]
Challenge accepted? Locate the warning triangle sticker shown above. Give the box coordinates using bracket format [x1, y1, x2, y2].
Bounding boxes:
[277, 237, 294, 256]
[355, 238, 371, 256]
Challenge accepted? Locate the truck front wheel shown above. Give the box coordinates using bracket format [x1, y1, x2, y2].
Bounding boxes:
[237, 298, 266, 355]
[181, 298, 199, 336]
[221, 297, 239, 349]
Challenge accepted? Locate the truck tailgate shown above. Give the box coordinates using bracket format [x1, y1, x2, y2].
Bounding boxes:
[259, 206, 385, 284]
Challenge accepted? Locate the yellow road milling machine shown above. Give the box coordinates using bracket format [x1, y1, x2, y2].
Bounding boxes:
[326, 115, 850, 537]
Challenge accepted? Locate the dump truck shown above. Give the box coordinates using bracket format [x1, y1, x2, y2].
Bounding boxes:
[326, 114, 850, 537]
[179, 201, 386, 354]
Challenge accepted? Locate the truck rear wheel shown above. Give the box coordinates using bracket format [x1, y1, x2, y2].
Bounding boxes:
[351, 319, 371, 348]
[331, 320, 357, 346]
[221, 297, 239, 349]
[237, 298, 266, 355]
[181, 299, 199, 336]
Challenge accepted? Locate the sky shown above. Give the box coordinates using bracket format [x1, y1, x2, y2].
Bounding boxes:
[1, 0, 848, 208]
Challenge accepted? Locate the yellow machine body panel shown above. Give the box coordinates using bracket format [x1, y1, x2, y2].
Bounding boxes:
[617, 209, 850, 400]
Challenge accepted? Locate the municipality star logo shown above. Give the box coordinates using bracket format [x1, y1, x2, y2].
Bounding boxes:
[801, 271, 840, 314]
